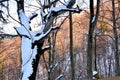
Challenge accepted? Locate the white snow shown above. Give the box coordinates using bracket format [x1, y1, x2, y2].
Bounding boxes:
[93, 71, 98, 76]
[41, 10, 47, 18]
[19, 10, 30, 29]
[42, 45, 50, 50]
[50, 5, 66, 12]
[21, 37, 32, 65]
[21, 37, 38, 80]
[55, 74, 63, 80]
[15, 27, 31, 38]
[3, 23, 17, 34]
[34, 26, 52, 41]
[17, 7, 38, 80]
[92, 16, 96, 23]
[32, 24, 45, 36]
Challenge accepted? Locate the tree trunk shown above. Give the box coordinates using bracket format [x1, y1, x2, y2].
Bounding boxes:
[15, 0, 80, 80]
[87, 1, 94, 79]
[48, 36, 51, 80]
[87, 0, 100, 79]
[112, 0, 120, 76]
[28, 43, 44, 80]
[69, 12, 75, 80]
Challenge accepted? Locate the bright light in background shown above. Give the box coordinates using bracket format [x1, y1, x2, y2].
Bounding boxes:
[2, 0, 41, 34]
[1, 0, 19, 34]
[0, 0, 97, 34]
[24, 0, 42, 31]
[76, 0, 97, 9]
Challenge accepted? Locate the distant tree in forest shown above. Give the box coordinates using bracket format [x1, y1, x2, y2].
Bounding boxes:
[87, 0, 100, 80]
[69, 12, 75, 80]
[111, 0, 120, 76]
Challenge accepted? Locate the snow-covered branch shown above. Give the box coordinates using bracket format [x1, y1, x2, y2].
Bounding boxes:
[42, 45, 50, 52]
[55, 74, 64, 80]
[29, 13, 38, 21]
[34, 0, 82, 42]
[15, 27, 31, 38]
[15, 0, 82, 80]
[15, 10, 32, 38]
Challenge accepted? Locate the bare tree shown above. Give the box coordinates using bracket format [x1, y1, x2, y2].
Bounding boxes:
[87, 0, 100, 79]
[69, 12, 75, 80]
[111, 0, 120, 76]
[15, 0, 81, 80]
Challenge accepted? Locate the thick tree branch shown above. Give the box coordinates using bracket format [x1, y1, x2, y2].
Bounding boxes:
[15, 0, 82, 80]
[34, 0, 82, 42]
[0, 34, 18, 38]
[29, 13, 38, 21]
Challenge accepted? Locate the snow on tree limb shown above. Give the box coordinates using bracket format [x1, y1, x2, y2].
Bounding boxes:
[18, 10, 30, 29]
[29, 13, 38, 21]
[15, 10, 39, 39]
[55, 74, 64, 80]
[15, 0, 82, 80]
[34, 0, 82, 41]
[15, 27, 31, 38]
[42, 45, 50, 51]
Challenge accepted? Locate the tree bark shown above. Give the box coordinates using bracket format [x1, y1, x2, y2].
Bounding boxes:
[112, 0, 120, 76]
[87, 0, 100, 80]
[15, 0, 81, 80]
[87, 0, 94, 79]
[28, 42, 44, 80]
[69, 12, 75, 80]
